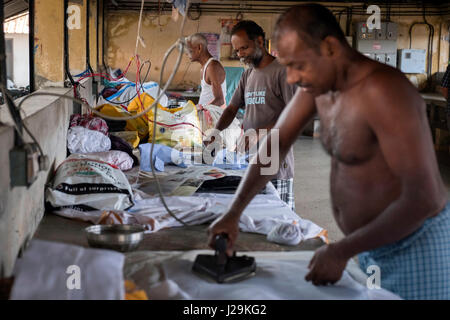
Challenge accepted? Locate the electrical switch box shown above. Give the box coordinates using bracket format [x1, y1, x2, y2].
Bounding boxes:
[354, 22, 398, 68]
[10, 143, 40, 187]
[397, 49, 426, 74]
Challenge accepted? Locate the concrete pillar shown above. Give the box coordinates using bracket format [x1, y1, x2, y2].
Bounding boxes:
[68, 0, 87, 75]
[99, 0, 105, 71]
[34, 0, 65, 88]
[89, 0, 98, 72]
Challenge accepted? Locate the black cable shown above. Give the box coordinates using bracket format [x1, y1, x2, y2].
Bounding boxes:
[96, 0, 100, 71]
[337, 9, 346, 29]
[86, 0, 94, 74]
[102, 0, 108, 74]
[63, 0, 77, 91]
[422, 3, 434, 82]
[0, 87, 25, 146]
[386, 2, 391, 22]
[103, 60, 152, 105]
[345, 7, 352, 37]
[28, 0, 35, 93]
[408, 3, 434, 83]
[0, 3, 25, 146]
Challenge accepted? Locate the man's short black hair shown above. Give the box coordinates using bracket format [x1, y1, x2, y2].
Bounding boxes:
[231, 20, 265, 42]
[275, 4, 347, 49]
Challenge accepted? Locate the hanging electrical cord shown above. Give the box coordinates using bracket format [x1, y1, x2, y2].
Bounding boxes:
[149, 0, 191, 226]
[16, 0, 194, 226]
[102, 60, 152, 105]
[63, 0, 78, 91]
[408, 2, 434, 83]
[135, 0, 146, 56]
[0, 85, 25, 146]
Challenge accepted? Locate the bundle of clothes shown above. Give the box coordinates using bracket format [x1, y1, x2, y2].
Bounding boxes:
[44, 78, 328, 247]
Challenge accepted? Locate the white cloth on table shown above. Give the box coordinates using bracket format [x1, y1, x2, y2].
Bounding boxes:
[53, 189, 326, 244]
[10, 240, 125, 300]
[194, 192, 327, 244]
[53, 196, 217, 233]
[267, 221, 303, 245]
[124, 250, 402, 300]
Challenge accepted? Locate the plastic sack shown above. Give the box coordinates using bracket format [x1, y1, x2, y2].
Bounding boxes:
[67, 126, 111, 154]
[97, 81, 169, 110]
[110, 131, 140, 149]
[67, 151, 134, 171]
[97, 104, 149, 140]
[46, 157, 134, 211]
[198, 104, 242, 151]
[147, 100, 203, 149]
[70, 114, 109, 136]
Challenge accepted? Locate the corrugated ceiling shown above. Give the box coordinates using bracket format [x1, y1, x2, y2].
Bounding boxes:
[4, 0, 29, 20]
[107, 0, 450, 16]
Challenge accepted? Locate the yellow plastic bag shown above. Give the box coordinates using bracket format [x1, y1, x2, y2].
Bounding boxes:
[148, 100, 203, 149]
[96, 104, 149, 140]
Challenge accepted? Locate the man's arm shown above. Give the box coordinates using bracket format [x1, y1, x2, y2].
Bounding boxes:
[215, 104, 240, 131]
[211, 69, 248, 133]
[208, 88, 316, 254]
[206, 62, 226, 106]
[305, 70, 447, 285]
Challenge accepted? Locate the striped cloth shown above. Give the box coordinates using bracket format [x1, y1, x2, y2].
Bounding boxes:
[271, 178, 295, 212]
[358, 202, 450, 300]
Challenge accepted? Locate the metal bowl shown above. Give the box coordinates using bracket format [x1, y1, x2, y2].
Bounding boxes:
[85, 224, 145, 252]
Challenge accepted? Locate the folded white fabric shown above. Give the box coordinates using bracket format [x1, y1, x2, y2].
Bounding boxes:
[10, 240, 125, 300]
[67, 151, 134, 171]
[267, 221, 303, 246]
[194, 192, 328, 244]
[128, 197, 218, 232]
[67, 126, 111, 154]
[53, 196, 218, 233]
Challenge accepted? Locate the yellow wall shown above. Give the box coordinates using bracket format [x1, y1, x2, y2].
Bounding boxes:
[105, 8, 450, 91]
[105, 11, 280, 89]
[68, 0, 86, 74]
[35, 0, 65, 86]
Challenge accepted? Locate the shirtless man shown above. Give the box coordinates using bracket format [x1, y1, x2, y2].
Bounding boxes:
[186, 33, 227, 106]
[207, 4, 450, 300]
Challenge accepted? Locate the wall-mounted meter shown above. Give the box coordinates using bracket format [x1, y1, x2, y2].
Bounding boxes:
[397, 49, 426, 74]
[354, 22, 398, 68]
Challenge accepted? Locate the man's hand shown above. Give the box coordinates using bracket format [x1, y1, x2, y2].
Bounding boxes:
[203, 134, 215, 148]
[207, 213, 240, 256]
[305, 244, 348, 286]
[236, 134, 257, 153]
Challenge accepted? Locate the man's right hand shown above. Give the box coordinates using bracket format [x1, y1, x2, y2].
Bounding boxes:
[207, 213, 240, 257]
[203, 134, 215, 147]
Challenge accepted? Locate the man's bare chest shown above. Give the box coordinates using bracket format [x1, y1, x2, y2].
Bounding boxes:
[315, 92, 376, 165]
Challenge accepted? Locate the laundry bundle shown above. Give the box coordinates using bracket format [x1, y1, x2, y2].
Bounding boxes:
[67, 126, 111, 154]
[46, 157, 134, 212]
